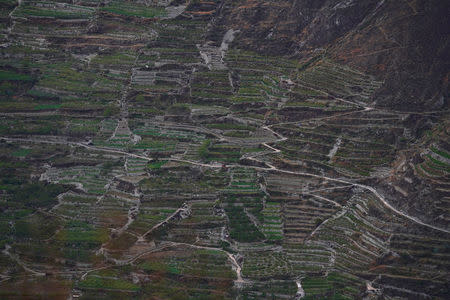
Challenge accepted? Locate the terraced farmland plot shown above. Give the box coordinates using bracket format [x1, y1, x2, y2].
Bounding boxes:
[271, 109, 402, 178]
[0, 0, 449, 299]
[295, 59, 383, 104]
[100, 0, 167, 19]
[13, 1, 95, 20]
[43, 164, 123, 195]
[164, 200, 227, 247]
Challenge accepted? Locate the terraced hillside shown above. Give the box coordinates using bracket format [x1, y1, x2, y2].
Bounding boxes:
[0, 0, 448, 299]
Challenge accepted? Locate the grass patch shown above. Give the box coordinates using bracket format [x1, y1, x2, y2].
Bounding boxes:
[147, 160, 167, 170]
[14, 2, 94, 19]
[34, 104, 61, 110]
[431, 146, 450, 159]
[225, 206, 264, 242]
[11, 148, 31, 157]
[56, 221, 109, 245]
[0, 70, 33, 81]
[79, 276, 140, 291]
[101, 0, 167, 18]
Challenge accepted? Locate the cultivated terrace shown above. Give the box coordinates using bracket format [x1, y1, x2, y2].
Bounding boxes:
[0, 0, 448, 299]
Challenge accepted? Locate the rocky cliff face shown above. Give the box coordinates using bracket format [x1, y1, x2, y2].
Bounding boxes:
[215, 0, 449, 111]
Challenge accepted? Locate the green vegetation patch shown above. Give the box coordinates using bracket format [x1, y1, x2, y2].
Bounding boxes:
[14, 2, 94, 19]
[198, 141, 241, 163]
[91, 51, 137, 66]
[34, 104, 61, 110]
[139, 248, 235, 279]
[301, 272, 363, 299]
[56, 220, 109, 245]
[0, 70, 33, 81]
[147, 160, 167, 170]
[79, 276, 140, 291]
[225, 206, 264, 242]
[12, 213, 61, 240]
[431, 146, 450, 159]
[101, 0, 167, 18]
[9, 182, 66, 209]
[11, 148, 31, 157]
